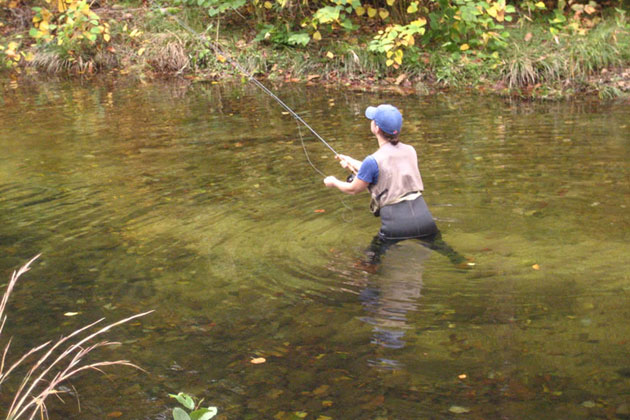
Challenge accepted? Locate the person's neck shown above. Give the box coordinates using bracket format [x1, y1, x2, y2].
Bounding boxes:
[376, 135, 389, 147]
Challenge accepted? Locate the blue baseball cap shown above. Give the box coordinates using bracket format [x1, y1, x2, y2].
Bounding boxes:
[365, 104, 402, 135]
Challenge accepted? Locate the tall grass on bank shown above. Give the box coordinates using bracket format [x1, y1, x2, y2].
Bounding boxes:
[501, 15, 630, 90]
[0, 255, 152, 420]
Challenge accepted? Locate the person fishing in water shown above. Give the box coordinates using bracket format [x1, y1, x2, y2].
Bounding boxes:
[324, 104, 471, 267]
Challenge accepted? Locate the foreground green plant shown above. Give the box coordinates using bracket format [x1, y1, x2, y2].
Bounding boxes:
[0, 255, 153, 420]
[169, 392, 218, 420]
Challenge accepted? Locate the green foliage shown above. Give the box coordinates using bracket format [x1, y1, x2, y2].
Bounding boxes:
[169, 392, 218, 420]
[368, 18, 426, 67]
[548, 0, 602, 36]
[519, 0, 547, 17]
[254, 23, 310, 46]
[29, 0, 111, 56]
[0, 38, 34, 70]
[173, 0, 246, 17]
[426, 0, 515, 52]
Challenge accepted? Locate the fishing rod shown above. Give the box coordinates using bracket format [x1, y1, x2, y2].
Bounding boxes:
[160, 6, 349, 163]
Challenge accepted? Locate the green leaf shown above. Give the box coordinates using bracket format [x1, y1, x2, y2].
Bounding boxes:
[190, 407, 218, 420]
[169, 393, 195, 410]
[287, 32, 310, 46]
[173, 407, 191, 420]
[314, 6, 341, 23]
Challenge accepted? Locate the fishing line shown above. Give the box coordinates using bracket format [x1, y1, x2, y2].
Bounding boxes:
[160, 6, 342, 159]
[155, 3, 356, 219]
[296, 115, 355, 221]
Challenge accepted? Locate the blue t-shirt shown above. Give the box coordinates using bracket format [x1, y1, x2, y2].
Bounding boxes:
[357, 156, 379, 185]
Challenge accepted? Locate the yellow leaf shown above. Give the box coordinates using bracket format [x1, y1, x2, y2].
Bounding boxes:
[535, 1, 546, 8]
[326, 51, 334, 59]
[251, 357, 266, 364]
[217, 54, 226, 62]
[532, 264, 540, 270]
[411, 17, 427, 26]
[64, 312, 79, 317]
[355, 6, 365, 15]
[394, 49, 403, 65]
[313, 30, 322, 41]
[379, 9, 389, 19]
[367, 7, 377, 17]
[584, 4, 596, 14]
[264, 1, 272, 8]
[386, 59, 394, 66]
[103, 33, 110, 42]
[386, 0, 395, 5]
[138, 47, 145, 56]
[460, 43, 470, 51]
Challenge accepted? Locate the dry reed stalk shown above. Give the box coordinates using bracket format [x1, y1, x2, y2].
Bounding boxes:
[0, 255, 153, 420]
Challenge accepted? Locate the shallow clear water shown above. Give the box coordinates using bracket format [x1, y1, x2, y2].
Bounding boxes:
[1, 79, 629, 419]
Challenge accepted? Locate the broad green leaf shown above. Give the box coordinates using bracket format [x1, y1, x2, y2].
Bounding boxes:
[407, 1, 418, 13]
[314, 6, 341, 23]
[190, 407, 218, 420]
[287, 32, 310, 46]
[169, 393, 195, 410]
[173, 407, 191, 420]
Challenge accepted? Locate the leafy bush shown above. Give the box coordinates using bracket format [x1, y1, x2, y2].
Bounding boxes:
[29, 0, 111, 59]
[169, 392, 218, 420]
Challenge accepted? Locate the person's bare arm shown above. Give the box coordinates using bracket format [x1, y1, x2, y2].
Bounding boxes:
[323, 175, 369, 195]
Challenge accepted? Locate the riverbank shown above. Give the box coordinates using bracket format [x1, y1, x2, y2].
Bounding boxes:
[2, 4, 630, 100]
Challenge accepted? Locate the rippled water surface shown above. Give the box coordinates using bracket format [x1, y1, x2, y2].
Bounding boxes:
[1, 80, 629, 419]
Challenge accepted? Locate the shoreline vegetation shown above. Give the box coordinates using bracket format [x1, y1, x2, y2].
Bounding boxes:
[1, 0, 630, 99]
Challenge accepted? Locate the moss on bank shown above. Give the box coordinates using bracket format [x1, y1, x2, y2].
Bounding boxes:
[2, 4, 630, 100]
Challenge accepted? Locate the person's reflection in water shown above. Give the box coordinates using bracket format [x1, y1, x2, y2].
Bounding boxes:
[356, 241, 432, 370]
[357, 234, 469, 367]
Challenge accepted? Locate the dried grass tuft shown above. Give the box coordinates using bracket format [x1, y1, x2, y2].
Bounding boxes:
[145, 34, 190, 74]
[0, 255, 153, 420]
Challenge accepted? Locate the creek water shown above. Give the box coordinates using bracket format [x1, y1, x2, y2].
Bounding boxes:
[0, 79, 629, 419]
